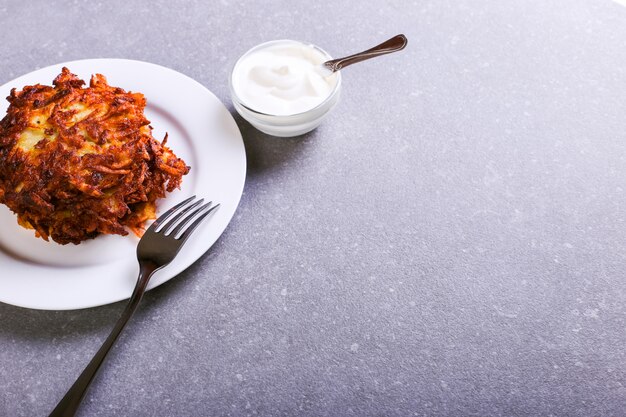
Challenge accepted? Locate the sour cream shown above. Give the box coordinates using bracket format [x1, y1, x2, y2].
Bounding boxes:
[231, 40, 339, 116]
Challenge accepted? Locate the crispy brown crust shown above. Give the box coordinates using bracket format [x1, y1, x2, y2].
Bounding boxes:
[0, 67, 189, 244]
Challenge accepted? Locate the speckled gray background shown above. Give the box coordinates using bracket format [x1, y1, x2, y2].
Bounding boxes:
[1, 0, 626, 416]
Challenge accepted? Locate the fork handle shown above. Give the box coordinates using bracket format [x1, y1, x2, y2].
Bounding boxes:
[48, 262, 158, 417]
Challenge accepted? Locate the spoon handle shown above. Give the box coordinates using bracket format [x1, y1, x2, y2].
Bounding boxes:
[322, 34, 408, 72]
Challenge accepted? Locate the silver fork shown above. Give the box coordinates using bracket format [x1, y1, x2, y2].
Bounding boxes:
[49, 195, 219, 417]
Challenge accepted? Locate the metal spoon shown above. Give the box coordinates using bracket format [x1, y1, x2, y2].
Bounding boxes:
[319, 34, 408, 76]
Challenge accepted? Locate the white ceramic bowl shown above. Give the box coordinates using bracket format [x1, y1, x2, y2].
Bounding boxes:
[229, 40, 342, 137]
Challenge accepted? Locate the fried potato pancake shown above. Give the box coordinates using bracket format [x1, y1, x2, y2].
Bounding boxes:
[0, 67, 189, 245]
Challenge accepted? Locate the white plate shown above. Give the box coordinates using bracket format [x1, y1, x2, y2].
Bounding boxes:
[0, 59, 246, 310]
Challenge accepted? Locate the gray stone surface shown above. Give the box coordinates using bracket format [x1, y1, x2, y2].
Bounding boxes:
[1, 0, 626, 415]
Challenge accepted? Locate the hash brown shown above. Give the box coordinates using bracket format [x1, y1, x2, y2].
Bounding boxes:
[0, 67, 189, 245]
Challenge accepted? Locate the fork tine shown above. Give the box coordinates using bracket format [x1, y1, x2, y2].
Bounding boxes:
[147, 195, 196, 233]
[159, 198, 205, 234]
[168, 201, 212, 238]
[177, 203, 220, 241]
